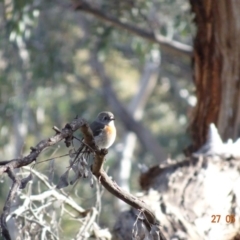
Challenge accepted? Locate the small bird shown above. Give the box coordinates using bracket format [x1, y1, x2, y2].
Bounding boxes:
[89, 111, 116, 149]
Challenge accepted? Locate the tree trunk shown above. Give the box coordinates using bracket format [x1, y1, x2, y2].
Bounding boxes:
[188, 0, 240, 153]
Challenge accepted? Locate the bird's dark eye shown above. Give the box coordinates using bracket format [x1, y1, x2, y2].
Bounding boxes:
[104, 116, 108, 120]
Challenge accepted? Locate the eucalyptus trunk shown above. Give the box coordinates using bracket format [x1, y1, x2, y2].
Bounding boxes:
[189, 0, 240, 152]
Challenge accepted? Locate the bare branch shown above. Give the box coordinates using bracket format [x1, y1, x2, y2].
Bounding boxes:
[22, 167, 86, 215]
[91, 157, 167, 240]
[0, 115, 166, 239]
[81, 122, 167, 239]
[73, 0, 192, 57]
[0, 117, 86, 174]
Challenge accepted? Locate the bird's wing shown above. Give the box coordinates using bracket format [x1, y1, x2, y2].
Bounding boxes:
[89, 121, 105, 137]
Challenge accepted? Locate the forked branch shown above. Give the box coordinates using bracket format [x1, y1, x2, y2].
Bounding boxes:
[0, 117, 166, 240]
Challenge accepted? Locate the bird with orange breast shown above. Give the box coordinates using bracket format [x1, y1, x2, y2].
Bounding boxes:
[88, 111, 116, 149]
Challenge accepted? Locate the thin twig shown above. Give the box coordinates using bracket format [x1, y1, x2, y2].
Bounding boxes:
[0, 117, 86, 174]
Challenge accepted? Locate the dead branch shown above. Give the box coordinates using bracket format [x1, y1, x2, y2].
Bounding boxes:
[0, 117, 86, 239]
[0, 117, 86, 174]
[6, 167, 106, 240]
[0, 115, 166, 239]
[82, 125, 167, 240]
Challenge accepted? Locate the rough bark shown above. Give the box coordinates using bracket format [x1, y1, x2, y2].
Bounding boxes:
[188, 0, 240, 153]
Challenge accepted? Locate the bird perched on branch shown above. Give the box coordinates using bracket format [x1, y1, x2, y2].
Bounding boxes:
[57, 112, 116, 188]
[89, 111, 116, 149]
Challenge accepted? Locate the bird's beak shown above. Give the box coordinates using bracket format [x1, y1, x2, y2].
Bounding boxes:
[110, 117, 115, 121]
